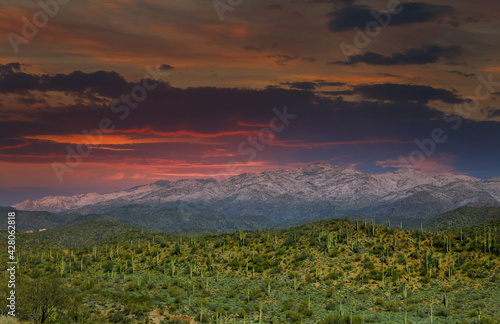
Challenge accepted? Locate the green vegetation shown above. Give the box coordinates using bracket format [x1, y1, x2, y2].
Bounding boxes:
[423, 206, 500, 230]
[3, 221, 143, 248]
[1, 218, 499, 323]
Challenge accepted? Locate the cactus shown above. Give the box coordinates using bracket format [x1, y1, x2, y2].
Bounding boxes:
[443, 293, 449, 308]
[171, 260, 176, 277]
[60, 259, 66, 275]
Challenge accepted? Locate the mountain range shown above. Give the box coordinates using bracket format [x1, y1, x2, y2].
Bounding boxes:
[13, 163, 500, 226]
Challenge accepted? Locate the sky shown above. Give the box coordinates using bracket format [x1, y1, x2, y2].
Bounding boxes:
[1, 0, 500, 205]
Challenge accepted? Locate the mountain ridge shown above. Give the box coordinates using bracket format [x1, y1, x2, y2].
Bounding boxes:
[13, 163, 500, 220]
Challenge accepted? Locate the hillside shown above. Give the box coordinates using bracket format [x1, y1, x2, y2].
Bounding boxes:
[1, 217, 498, 323]
[1, 205, 276, 234]
[0, 206, 67, 231]
[10, 221, 144, 248]
[424, 206, 500, 230]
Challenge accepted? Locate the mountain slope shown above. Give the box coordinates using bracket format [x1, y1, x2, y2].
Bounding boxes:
[424, 206, 500, 229]
[2, 204, 275, 234]
[13, 221, 143, 248]
[13, 163, 500, 220]
[100, 204, 275, 233]
[0, 207, 67, 231]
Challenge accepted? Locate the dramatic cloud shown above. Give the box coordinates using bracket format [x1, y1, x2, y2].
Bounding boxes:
[267, 54, 298, 65]
[279, 80, 345, 90]
[446, 70, 475, 78]
[354, 83, 462, 104]
[0, 63, 22, 74]
[0, 67, 132, 97]
[330, 46, 462, 65]
[159, 64, 174, 71]
[328, 2, 454, 31]
[0, 0, 499, 205]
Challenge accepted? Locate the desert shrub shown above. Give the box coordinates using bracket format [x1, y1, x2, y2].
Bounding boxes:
[318, 314, 362, 324]
[435, 305, 451, 317]
[285, 310, 302, 323]
[0, 316, 20, 324]
[326, 270, 344, 280]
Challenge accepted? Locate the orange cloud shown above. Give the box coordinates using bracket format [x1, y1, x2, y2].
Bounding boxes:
[114, 126, 261, 138]
[0, 142, 31, 150]
[24, 134, 184, 145]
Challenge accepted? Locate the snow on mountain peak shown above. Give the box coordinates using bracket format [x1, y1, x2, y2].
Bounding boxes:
[12, 163, 500, 217]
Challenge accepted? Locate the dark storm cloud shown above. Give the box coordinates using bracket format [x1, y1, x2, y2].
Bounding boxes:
[329, 45, 462, 65]
[327, 2, 454, 32]
[378, 73, 404, 78]
[41, 71, 131, 97]
[280, 80, 345, 90]
[488, 109, 500, 119]
[0, 63, 22, 74]
[267, 54, 298, 65]
[16, 97, 47, 106]
[0, 67, 437, 141]
[354, 83, 462, 104]
[446, 70, 475, 78]
[0, 67, 132, 97]
[280, 81, 317, 90]
[159, 64, 174, 71]
[2, 66, 500, 179]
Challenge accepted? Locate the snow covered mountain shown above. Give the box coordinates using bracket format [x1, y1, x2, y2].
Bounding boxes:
[13, 163, 500, 221]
